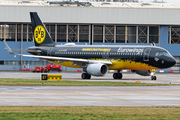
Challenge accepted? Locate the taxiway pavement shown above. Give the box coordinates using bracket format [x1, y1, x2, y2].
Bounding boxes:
[0, 86, 180, 106]
[0, 71, 180, 106]
[0, 71, 180, 84]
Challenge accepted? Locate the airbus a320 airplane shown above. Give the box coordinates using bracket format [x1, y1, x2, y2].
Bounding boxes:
[4, 12, 176, 80]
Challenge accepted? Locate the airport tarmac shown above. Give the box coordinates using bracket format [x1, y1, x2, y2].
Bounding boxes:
[0, 71, 180, 106]
[0, 86, 180, 106]
[0, 71, 180, 84]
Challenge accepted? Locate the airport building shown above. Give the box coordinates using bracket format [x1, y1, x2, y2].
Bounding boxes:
[0, 1, 180, 72]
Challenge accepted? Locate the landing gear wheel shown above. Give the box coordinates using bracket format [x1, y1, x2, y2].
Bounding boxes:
[81, 73, 87, 79]
[81, 73, 91, 79]
[118, 73, 122, 79]
[113, 73, 118, 79]
[113, 73, 122, 79]
[151, 76, 157, 80]
[86, 74, 91, 79]
[154, 76, 157, 80]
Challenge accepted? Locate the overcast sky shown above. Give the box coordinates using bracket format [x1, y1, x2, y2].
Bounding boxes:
[141, 0, 180, 3]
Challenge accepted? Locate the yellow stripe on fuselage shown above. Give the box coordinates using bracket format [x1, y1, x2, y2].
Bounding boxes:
[49, 59, 159, 70]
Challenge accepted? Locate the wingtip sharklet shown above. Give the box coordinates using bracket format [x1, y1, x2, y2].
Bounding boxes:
[3, 40, 16, 55]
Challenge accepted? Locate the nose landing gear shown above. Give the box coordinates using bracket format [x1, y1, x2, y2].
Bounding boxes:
[150, 70, 157, 80]
[151, 76, 157, 80]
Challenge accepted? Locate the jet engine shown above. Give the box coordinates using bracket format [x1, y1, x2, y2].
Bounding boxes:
[86, 64, 108, 76]
[133, 70, 151, 76]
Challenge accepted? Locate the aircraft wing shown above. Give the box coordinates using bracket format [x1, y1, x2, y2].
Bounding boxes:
[4, 41, 113, 65]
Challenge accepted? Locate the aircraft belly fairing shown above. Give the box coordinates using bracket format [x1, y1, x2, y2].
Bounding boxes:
[50, 58, 159, 70]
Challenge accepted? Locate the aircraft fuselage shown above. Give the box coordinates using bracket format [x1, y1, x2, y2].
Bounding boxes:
[27, 45, 176, 70]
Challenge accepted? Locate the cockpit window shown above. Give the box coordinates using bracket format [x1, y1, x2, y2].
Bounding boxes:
[155, 52, 170, 56]
[163, 52, 170, 56]
[155, 52, 159, 56]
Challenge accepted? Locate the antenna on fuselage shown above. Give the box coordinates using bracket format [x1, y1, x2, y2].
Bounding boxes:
[151, 42, 156, 46]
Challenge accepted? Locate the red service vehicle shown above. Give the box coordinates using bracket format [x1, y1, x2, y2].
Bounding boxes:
[46, 65, 62, 72]
[32, 66, 41, 73]
[40, 67, 48, 73]
[32, 66, 48, 73]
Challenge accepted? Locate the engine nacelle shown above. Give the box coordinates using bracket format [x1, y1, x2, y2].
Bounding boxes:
[133, 70, 151, 76]
[86, 64, 108, 76]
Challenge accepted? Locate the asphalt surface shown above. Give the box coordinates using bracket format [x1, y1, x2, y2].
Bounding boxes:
[0, 71, 180, 84]
[0, 71, 180, 106]
[0, 86, 180, 106]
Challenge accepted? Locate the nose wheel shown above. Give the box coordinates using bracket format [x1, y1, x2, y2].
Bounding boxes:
[81, 73, 91, 79]
[151, 76, 157, 80]
[113, 73, 123, 79]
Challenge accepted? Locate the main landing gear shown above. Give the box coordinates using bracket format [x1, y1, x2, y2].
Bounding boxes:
[151, 76, 157, 80]
[81, 73, 91, 79]
[113, 71, 123, 79]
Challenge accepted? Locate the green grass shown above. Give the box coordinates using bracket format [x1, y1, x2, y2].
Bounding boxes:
[0, 106, 180, 120]
[0, 78, 172, 86]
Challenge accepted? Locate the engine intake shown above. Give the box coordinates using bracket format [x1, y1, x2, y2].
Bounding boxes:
[87, 64, 108, 76]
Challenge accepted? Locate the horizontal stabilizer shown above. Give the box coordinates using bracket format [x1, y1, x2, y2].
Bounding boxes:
[12, 48, 41, 53]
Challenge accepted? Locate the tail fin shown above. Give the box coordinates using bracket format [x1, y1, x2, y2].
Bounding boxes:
[30, 12, 56, 47]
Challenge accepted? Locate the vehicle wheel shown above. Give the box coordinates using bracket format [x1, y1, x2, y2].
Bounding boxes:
[86, 74, 91, 79]
[113, 73, 118, 79]
[117, 73, 122, 79]
[81, 73, 87, 79]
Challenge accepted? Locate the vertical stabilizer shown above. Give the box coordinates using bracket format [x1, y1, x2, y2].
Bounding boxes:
[30, 12, 56, 47]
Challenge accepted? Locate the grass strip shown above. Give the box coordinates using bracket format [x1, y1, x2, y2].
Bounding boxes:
[0, 106, 180, 120]
[0, 78, 172, 86]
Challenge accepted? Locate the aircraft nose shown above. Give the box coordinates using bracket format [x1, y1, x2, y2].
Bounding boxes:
[168, 57, 176, 67]
[161, 57, 176, 69]
[171, 57, 176, 67]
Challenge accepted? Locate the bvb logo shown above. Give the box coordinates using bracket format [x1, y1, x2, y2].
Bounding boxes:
[34, 25, 46, 44]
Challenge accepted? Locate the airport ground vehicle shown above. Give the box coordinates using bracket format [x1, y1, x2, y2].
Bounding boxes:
[32, 65, 61, 73]
[32, 66, 48, 73]
[46, 65, 62, 72]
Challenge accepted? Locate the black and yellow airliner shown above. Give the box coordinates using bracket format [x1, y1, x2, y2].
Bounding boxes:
[4, 12, 176, 80]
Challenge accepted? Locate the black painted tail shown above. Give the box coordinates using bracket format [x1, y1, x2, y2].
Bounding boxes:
[30, 12, 56, 47]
